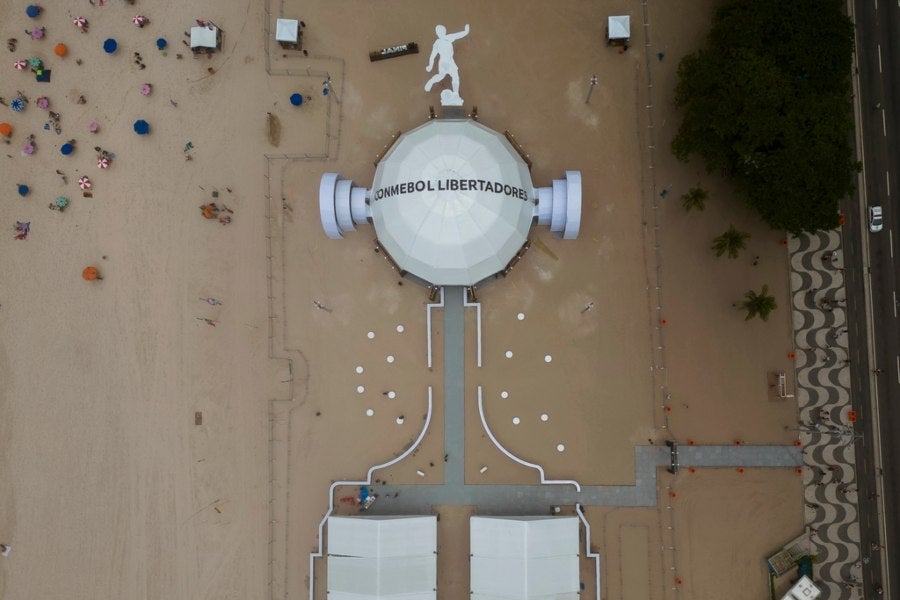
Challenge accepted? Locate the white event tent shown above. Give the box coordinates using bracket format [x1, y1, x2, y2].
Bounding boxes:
[327, 515, 437, 600]
[318, 119, 582, 287]
[370, 119, 535, 286]
[470, 516, 580, 600]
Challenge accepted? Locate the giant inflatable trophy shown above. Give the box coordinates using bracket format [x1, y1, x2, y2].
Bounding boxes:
[318, 24, 583, 288]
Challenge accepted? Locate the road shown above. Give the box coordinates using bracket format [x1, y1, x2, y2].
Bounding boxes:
[848, 0, 900, 596]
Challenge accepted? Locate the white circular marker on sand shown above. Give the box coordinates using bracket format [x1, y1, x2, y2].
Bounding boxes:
[500, 391, 509, 399]
[386, 355, 395, 364]
[387, 391, 396, 399]
[517, 312, 525, 321]
[396, 324, 405, 333]
[505, 350, 513, 359]
[356, 385, 365, 394]
[540, 413, 549, 422]
[366, 408, 374, 416]
[367, 331, 375, 339]
[556, 443, 565, 452]
[355, 366, 364, 374]
[544, 354, 552, 363]
[512, 417, 520, 425]
[396, 416, 404, 424]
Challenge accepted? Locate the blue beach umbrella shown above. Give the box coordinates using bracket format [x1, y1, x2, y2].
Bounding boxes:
[26, 5, 41, 18]
[133, 119, 149, 135]
[18, 184, 30, 197]
[60, 143, 74, 155]
[10, 98, 25, 112]
[290, 93, 303, 106]
[156, 38, 167, 49]
[103, 38, 118, 54]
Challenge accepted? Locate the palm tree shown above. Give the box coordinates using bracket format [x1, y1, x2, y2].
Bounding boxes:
[738, 285, 777, 321]
[711, 225, 751, 259]
[681, 186, 708, 212]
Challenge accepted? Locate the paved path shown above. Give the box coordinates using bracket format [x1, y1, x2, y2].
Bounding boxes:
[790, 231, 864, 600]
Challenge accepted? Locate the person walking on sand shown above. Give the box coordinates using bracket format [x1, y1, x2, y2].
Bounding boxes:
[424, 24, 469, 99]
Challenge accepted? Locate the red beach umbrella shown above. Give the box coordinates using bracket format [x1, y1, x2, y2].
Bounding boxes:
[78, 176, 92, 190]
[97, 157, 110, 169]
[14, 59, 27, 71]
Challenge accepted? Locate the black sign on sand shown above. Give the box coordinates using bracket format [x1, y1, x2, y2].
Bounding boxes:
[369, 42, 419, 62]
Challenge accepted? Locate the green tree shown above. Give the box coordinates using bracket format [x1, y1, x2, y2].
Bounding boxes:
[738, 285, 777, 321]
[712, 225, 750, 258]
[681, 186, 709, 212]
[671, 0, 858, 234]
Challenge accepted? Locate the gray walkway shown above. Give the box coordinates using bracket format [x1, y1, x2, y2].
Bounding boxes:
[366, 444, 801, 513]
[443, 286, 465, 485]
[365, 286, 801, 514]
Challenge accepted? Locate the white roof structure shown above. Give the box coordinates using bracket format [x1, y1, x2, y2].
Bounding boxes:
[780, 576, 822, 600]
[608, 15, 631, 40]
[470, 516, 579, 600]
[190, 25, 218, 49]
[275, 18, 299, 43]
[327, 516, 437, 600]
[370, 119, 535, 286]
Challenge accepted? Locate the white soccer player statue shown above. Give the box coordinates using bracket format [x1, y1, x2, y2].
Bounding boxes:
[424, 24, 470, 106]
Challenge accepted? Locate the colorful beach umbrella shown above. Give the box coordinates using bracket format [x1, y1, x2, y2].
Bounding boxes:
[29, 57, 42, 68]
[97, 157, 110, 169]
[14, 59, 26, 71]
[36, 96, 49, 109]
[55, 196, 69, 209]
[156, 38, 167, 49]
[0, 123, 11, 136]
[82, 266, 100, 281]
[60, 143, 74, 155]
[18, 184, 30, 197]
[78, 176, 91, 190]
[133, 119, 149, 135]
[10, 98, 25, 112]
[140, 83, 152, 96]
[22, 143, 34, 155]
[73, 17, 87, 29]
[103, 39, 118, 54]
[54, 43, 67, 57]
[30, 27, 44, 40]
[26, 5, 41, 18]
[132, 15, 146, 27]
[88, 121, 99, 133]
[290, 93, 304, 106]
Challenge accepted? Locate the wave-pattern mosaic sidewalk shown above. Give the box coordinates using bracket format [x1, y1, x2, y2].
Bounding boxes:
[790, 231, 863, 599]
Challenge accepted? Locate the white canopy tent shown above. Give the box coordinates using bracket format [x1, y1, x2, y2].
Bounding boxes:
[470, 516, 580, 600]
[190, 25, 220, 50]
[370, 119, 535, 286]
[607, 15, 631, 41]
[275, 18, 299, 44]
[327, 516, 437, 600]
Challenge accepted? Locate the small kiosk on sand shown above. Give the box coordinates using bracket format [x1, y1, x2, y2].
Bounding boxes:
[190, 22, 223, 55]
[275, 18, 302, 50]
[607, 15, 630, 46]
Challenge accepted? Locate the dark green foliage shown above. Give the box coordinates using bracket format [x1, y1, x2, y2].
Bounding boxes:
[712, 224, 751, 258]
[672, 0, 858, 234]
[739, 284, 778, 321]
[681, 186, 709, 212]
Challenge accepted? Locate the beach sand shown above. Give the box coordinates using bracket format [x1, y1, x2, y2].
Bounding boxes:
[0, 1, 805, 599]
